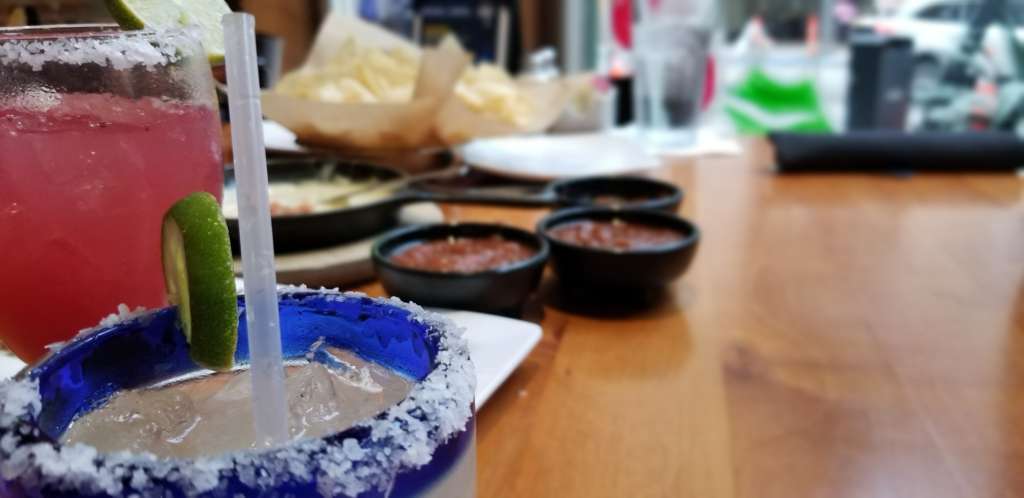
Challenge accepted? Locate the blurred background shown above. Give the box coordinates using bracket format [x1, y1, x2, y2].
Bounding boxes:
[6, 0, 1024, 137]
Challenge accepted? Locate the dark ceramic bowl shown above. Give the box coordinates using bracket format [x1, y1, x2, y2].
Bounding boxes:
[372, 223, 549, 315]
[225, 157, 404, 253]
[550, 175, 683, 212]
[537, 207, 700, 290]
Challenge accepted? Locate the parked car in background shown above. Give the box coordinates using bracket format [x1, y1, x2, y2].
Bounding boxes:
[855, 0, 1024, 84]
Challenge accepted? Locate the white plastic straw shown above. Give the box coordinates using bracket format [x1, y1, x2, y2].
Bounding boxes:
[222, 12, 289, 446]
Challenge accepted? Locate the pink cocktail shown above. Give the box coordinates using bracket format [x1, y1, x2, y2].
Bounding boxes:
[0, 25, 223, 362]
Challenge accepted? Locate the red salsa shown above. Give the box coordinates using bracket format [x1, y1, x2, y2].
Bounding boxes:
[548, 219, 683, 251]
[390, 235, 536, 273]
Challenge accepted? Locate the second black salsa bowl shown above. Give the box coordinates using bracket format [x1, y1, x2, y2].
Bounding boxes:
[537, 207, 700, 291]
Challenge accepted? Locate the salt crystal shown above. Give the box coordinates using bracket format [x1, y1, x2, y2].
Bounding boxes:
[130, 469, 147, 490]
[43, 341, 65, 352]
[341, 439, 365, 460]
[0, 433, 16, 453]
[97, 304, 151, 330]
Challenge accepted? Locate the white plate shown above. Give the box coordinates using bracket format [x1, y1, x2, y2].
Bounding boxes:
[440, 310, 541, 406]
[459, 132, 661, 181]
[0, 310, 540, 408]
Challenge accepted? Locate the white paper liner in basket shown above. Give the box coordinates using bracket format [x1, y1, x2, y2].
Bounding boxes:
[261, 14, 569, 152]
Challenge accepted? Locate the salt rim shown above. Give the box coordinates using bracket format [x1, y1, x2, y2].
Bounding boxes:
[0, 287, 476, 497]
[0, 25, 202, 71]
[42, 304, 150, 356]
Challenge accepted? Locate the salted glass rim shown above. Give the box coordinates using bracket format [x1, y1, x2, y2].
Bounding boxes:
[0, 288, 477, 498]
[0, 23, 203, 69]
[0, 23, 194, 42]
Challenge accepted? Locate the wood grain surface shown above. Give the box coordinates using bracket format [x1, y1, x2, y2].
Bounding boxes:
[355, 140, 1024, 498]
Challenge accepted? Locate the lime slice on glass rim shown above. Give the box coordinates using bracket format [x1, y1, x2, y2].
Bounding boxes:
[162, 192, 238, 371]
[105, 0, 231, 63]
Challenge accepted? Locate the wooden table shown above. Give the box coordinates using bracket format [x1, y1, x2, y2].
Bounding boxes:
[355, 141, 1024, 498]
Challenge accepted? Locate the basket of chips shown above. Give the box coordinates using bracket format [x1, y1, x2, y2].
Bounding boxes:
[262, 14, 569, 152]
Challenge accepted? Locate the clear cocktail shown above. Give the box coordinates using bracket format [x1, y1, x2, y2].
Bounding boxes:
[0, 25, 223, 362]
[0, 289, 477, 497]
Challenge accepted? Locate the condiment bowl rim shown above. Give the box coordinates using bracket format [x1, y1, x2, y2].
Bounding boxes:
[537, 206, 700, 256]
[372, 222, 551, 279]
[549, 175, 684, 211]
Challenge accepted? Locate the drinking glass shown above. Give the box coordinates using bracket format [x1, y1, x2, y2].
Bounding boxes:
[0, 289, 477, 498]
[632, 0, 714, 147]
[0, 25, 224, 362]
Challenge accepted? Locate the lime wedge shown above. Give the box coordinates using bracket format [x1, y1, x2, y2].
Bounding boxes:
[162, 192, 237, 371]
[105, 0, 231, 63]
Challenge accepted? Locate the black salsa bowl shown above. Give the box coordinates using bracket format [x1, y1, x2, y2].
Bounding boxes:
[537, 207, 700, 291]
[372, 223, 549, 315]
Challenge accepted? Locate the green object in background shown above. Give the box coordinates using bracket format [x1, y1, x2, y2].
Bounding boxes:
[725, 69, 833, 134]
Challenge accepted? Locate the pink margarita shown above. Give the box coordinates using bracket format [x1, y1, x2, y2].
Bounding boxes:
[0, 26, 223, 362]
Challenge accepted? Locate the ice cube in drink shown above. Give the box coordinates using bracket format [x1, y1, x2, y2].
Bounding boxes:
[62, 347, 414, 458]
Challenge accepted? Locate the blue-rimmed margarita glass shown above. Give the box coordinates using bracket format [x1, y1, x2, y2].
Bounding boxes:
[0, 289, 476, 498]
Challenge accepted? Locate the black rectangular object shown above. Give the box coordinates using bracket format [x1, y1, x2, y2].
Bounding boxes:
[846, 34, 914, 130]
[771, 131, 1024, 172]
